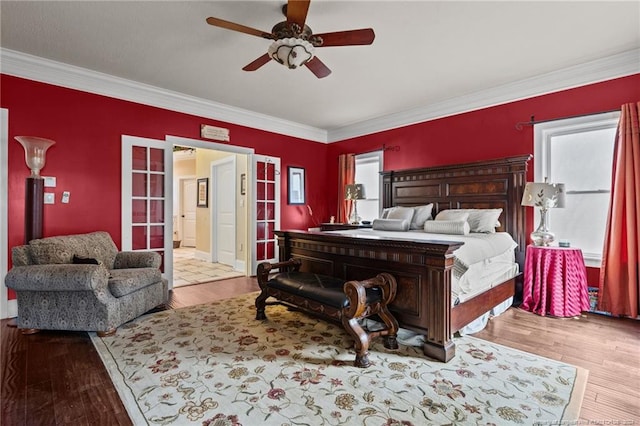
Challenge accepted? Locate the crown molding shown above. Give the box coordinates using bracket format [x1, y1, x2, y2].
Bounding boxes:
[1, 48, 638, 145]
[327, 49, 640, 142]
[0, 49, 328, 143]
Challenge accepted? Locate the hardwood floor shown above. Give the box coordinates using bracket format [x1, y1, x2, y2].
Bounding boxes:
[2, 277, 638, 425]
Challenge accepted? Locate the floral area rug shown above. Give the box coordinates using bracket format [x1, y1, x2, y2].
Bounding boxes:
[91, 292, 587, 425]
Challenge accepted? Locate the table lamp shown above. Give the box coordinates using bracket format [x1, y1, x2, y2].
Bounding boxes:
[521, 179, 565, 246]
[345, 183, 365, 224]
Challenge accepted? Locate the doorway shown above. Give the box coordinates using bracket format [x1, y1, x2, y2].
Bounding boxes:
[168, 136, 252, 288]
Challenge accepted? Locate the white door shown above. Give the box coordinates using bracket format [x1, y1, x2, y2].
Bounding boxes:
[181, 178, 197, 247]
[212, 157, 236, 266]
[251, 155, 281, 273]
[121, 135, 173, 288]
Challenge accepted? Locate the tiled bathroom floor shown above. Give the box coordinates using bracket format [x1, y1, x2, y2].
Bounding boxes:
[173, 247, 244, 287]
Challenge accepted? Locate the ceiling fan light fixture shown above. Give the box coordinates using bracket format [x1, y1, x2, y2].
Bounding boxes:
[268, 38, 314, 69]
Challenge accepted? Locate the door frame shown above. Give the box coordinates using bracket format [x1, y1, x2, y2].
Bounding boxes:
[0, 108, 12, 319]
[165, 135, 254, 275]
[210, 156, 237, 265]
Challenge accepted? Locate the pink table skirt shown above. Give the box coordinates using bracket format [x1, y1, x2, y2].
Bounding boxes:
[521, 245, 591, 317]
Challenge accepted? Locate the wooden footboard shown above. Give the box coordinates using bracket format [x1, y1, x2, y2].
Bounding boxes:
[274, 229, 464, 361]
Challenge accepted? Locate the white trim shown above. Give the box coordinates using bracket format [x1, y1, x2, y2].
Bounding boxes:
[166, 135, 254, 155]
[533, 111, 620, 267]
[0, 108, 9, 319]
[0, 49, 327, 143]
[168, 135, 253, 276]
[234, 259, 246, 273]
[327, 49, 639, 142]
[1, 48, 637, 144]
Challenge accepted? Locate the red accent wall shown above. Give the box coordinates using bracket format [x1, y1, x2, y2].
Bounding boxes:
[1, 74, 329, 266]
[3, 73, 639, 302]
[327, 74, 640, 285]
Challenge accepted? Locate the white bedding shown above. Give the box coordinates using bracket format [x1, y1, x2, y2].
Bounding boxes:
[324, 228, 519, 305]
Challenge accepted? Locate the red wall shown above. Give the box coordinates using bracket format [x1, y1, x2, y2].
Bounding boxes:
[1, 74, 330, 261]
[328, 74, 640, 285]
[3, 73, 639, 294]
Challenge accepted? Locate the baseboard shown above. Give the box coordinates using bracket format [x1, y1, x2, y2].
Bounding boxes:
[235, 259, 246, 274]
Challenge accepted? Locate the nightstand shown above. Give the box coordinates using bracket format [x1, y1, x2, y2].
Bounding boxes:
[319, 223, 373, 231]
[521, 245, 591, 317]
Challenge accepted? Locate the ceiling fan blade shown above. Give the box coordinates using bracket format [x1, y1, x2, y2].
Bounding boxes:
[206, 17, 273, 39]
[242, 53, 272, 71]
[305, 57, 331, 79]
[313, 28, 375, 47]
[286, 0, 311, 27]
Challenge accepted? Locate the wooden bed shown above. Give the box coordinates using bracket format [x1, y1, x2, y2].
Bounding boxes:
[274, 155, 531, 362]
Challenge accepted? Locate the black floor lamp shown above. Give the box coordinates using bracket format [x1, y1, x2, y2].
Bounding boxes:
[15, 136, 55, 243]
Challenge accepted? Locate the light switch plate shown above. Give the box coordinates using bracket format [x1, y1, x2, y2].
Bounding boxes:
[61, 191, 70, 204]
[44, 193, 55, 204]
[43, 176, 56, 187]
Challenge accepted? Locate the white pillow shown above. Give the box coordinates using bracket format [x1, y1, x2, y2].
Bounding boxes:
[372, 218, 410, 231]
[424, 220, 470, 235]
[386, 206, 415, 223]
[409, 204, 434, 230]
[467, 209, 503, 233]
[445, 209, 502, 233]
[435, 210, 470, 222]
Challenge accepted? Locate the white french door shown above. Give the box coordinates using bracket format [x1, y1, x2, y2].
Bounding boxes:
[252, 155, 281, 273]
[121, 135, 173, 288]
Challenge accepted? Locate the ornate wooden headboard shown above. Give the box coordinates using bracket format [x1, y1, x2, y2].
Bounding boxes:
[381, 155, 532, 267]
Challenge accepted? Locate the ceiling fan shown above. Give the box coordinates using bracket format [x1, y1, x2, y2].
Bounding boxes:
[206, 0, 375, 78]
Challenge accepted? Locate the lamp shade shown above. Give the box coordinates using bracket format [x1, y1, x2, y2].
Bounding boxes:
[268, 38, 314, 69]
[521, 182, 565, 209]
[15, 136, 56, 177]
[345, 184, 365, 200]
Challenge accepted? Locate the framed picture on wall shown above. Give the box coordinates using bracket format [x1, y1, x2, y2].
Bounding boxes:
[287, 166, 305, 205]
[197, 178, 208, 207]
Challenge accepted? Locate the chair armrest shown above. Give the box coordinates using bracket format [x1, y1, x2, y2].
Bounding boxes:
[5, 264, 109, 292]
[114, 251, 161, 269]
[256, 258, 302, 286]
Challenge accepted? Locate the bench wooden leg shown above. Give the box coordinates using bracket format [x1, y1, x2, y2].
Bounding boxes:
[342, 317, 371, 368]
[255, 290, 268, 320]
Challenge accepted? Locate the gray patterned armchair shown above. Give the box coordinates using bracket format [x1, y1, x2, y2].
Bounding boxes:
[5, 231, 168, 336]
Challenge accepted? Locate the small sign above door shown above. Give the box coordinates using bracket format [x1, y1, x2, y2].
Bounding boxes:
[201, 124, 230, 142]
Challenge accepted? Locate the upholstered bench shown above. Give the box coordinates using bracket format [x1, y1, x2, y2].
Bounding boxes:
[255, 258, 399, 368]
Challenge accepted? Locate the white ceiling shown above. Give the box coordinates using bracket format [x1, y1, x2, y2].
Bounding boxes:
[1, 1, 639, 142]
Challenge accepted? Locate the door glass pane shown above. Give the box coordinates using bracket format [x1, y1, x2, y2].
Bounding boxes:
[257, 242, 265, 261]
[132, 226, 147, 250]
[132, 200, 147, 223]
[267, 182, 275, 200]
[257, 181, 266, 200]
[257, 222, 266, 240]
[150, 148, 164, 172]
[266, 163, 275, 181]
[132, 173, 147, 197]
[150, 200, 164, 223]
[149, 174, 164, 197]
[132, 146, 147, 171]
[150, 226, 164, 249]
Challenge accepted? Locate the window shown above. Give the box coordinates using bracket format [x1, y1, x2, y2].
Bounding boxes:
[534, 111, 619, 266]
[354, 151, 383, 222]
